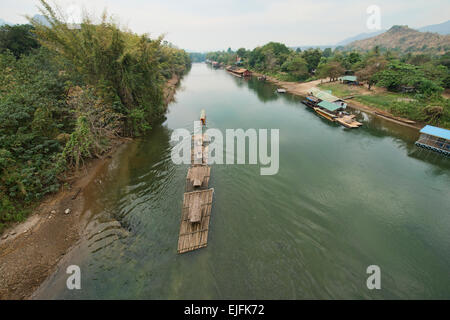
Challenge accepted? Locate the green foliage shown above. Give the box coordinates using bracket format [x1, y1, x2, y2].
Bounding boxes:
[0, 24, 40, 58]
[322, 48, 332, 58]
[0, 1, 190, 227]
[206, 50, 237, 65]
[389, 99, 450, 128]
[316, 60, 345, 81]
[0, 48, 66, 220]
[61, 115, 93, 170]
[31, 0, 190, 136]
[280, 56, 309, 81]
[302, 49, 322, 72]
[189, 52, 206, 62]
[373, 61, 444, 95]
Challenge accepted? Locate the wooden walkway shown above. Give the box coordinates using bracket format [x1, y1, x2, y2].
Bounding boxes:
[177, 129, 214, 254]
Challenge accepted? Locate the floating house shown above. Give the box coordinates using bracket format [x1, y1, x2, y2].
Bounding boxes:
[308, 88, 362, 128]
[313, 101, 344, 122]
[339, 75, 358, 85]
[226, 67, 252, 78]
[310, 88, 347, 108]
[415, 125, 450, 156]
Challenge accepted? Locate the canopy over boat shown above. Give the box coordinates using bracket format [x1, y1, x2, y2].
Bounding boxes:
[419, 125, 450, 140]
[310, 87, 341, 103]
[318, 100, 344, 112]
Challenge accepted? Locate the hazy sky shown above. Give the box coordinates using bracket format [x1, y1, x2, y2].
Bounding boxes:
[1, 0, 449, 51]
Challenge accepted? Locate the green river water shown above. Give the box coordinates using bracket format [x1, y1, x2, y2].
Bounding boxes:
[34, 63, 450, 299]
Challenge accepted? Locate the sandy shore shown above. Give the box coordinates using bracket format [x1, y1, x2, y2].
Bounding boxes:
[252, 71, 422, 130]
[0, 75, 181, 300]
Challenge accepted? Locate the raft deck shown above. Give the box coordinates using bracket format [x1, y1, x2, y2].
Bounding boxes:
[177, 189, 214, 253]
[191, 138, 209, 165]
[335, 115, 363, 128]
[186, 166, 211, 191]
[178, 128, 214, 254]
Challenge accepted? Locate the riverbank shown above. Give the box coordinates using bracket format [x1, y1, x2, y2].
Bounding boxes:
[251, 71, 423, 130]
[0, 75, 181, 300]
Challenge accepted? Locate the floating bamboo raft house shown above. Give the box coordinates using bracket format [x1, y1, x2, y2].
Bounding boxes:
[306, 88, 362, 128]
[177, 110, 214, 254]
[225, 66, 252, 78]
[415, 125, 450, 156]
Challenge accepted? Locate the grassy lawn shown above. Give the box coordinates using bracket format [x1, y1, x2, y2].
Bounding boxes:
[353, 94, 404, 111]
[318, 82, 412, 112]
[318, 83, 359, 97]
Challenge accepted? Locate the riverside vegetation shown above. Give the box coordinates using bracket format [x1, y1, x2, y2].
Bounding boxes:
[0, 0, 191, 232]
[206, 39, 450, 129]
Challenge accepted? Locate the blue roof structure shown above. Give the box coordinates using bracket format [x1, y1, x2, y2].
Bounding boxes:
[420, 125, 450, 140]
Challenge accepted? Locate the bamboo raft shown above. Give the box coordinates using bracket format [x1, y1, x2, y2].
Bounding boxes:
[177, 110, 214, 254]
[186, 166, 211, 192]
[335, 114, 363, 128]
[177, 188, 214, 253]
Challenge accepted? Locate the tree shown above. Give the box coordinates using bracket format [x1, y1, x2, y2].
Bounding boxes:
[372, 61, 443, 95]
[347, 51, 361, 65]
[317, 60, 344, 81]
[355, 56, 387, 90]
[0, 24, 40, 58]
[281, 55, 309, 80]
[236, 47, 247, 58]
[302, 48, 322, 72]
[322, 48, 332, 58]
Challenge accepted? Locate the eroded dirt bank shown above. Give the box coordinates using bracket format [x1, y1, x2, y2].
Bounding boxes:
[0, 139, 130, 299]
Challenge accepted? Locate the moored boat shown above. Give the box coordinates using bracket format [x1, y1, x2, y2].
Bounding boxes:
[313, 107, 337, 122]
[302, 95, 319, 108]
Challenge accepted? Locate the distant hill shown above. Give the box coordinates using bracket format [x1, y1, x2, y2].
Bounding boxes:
[417, 19, 450, 35]
[292, 45, 335, 51]
[335, 30, 385, 46]
[344, 25, 450, 54]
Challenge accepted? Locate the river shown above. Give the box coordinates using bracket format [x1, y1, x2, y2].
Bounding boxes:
[34, 63, 450, 299]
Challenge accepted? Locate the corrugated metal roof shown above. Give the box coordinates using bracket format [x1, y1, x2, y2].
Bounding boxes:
[340, 75, 357, 82]
[310, 87, 341, 103]
[419, 125, 450, 140]
[318, 100, 343, 112]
